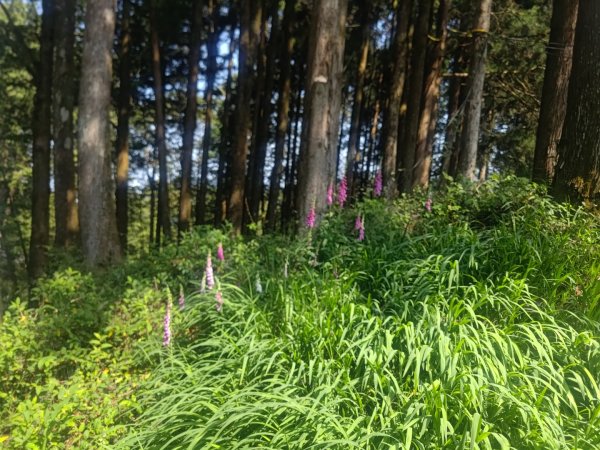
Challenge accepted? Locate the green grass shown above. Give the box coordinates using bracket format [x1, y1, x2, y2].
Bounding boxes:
[2, 176, 600, 449]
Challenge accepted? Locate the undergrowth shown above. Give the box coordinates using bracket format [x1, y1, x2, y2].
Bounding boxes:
[1, 176, 600, 449]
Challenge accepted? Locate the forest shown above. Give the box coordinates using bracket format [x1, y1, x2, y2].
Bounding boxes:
[1, 0, 599, 448]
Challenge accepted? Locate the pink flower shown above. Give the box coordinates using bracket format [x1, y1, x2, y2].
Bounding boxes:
[338, 177, 348, 207]
[425, 197, 432, 213]
[217, 242, 224, 262]
[163, 300, 172, 346]
[215, 290, 223, 312]
[355, 215, 365, 241]
[374, 171, 383, 197]
[305, 207, 316, 229]
[178, 286, 185, 310]
[354, 214, 362, 230]
[327, 183, 334, 206]
[205, 254, 214, 290]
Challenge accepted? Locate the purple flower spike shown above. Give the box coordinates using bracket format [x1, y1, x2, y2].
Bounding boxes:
[306, 207, 316, 229]
[374, 171, 383, 197]
[163, 301, 172, 346]
[356, 215, 365, 241]
[425, 197, 432, 213]
[338, 177, 348, 208]
[215, 290, 223, 312]
[205, 254, 214, 290]
[217, 242, 225, 262]
[327, 183, 334, 206]
[354, 214, 362, 230]
[178, 286, 185, 310]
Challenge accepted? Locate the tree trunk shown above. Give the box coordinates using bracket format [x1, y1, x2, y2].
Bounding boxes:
[365, 93, 381, 188]
[282, 80, 303, 229]
[297, 0, 348, 227]
[115, 0, 131, 252]
[440, 69, 464, 182]
[148, 168, 156, 247]
[28, 0, 54, 280]
[552, 1, 600, 202]
[456, 0, 492, 180]
[400, 0, 434, 193]
[214, 23, 236, 227]
[77, 0, 121, 267]
[195, 0, 218, 226]
[53, 0, 78, 248]
[150, 1, 171, 244]
[381, 0, 411, 198]
[266, 0, 295, 232]
[178, 0, 202, 234]
[532, 0, 578, 184]
[346, 3, 370, 191]
[246, 2, 277, 230]
[413, 0, 450, 188]
[336, 87, 348, 184]
[228, 0, 260, 233]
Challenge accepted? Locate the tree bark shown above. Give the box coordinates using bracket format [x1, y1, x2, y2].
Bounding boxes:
[28, 0, 54, 279]
[115, 0, 131, 252]
[266, 0, 295, 232]
[77, 0, 121, 267]
[400, 0, 434, 193]
[552, 1, 600, 202]
[150, 1, 171, 244]
[345, 2, 370, 192]
[440, 65, 464, 182]
[297, 0, 348, 227]
[195, 0, 218, 226]
[381, 0, 411, 198]
[282, 79, 303, 229]
[245, 2, 277, 230]
[532, 0, 578, 184]
[179, 0, 202, 233]
[456, 0, 492, 180]
[228, 0, 260, 233]
[413, 0, 450, 189]
[214, 24, 236, 227]
[53, 0, 78, 248]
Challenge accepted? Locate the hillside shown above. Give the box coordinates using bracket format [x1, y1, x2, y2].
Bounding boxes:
[2, 177, 600, 449]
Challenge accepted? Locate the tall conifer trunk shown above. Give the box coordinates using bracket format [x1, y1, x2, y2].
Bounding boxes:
[115, 0, 131, 251]
[150, 1, 171, 244]
[456, 0, 492, 180]
[214, 24, 236, 227]
[196, 0, 218, 226]
[29, 0, 54, 279]
[401, 0, 434, 193]
[297, 0, 348, 228]
[413, 0, 450, 188]
[266, 0, 295, 232]
[179, 0, 202, 233]
[381, 0, 411, 198]
[552, 1, 600, 202]
[246, 3, 278, 229]
[346, 3, 370, 192]
[78, 0, 121, 267]
[53, 0, 78, 248]
[228, 0, 260, 233]
[532, 0, 578, 184]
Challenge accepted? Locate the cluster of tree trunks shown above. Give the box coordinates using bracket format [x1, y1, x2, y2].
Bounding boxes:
[22, 0, 600, 275]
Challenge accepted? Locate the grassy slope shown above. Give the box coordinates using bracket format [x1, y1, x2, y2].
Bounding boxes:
[2, 177, 600, 449]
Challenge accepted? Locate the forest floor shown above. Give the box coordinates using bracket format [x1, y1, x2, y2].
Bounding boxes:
[1, 176, 600, 449]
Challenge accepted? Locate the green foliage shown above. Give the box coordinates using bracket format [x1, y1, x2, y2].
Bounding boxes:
[120, 177, 600, 449]
[2, 177, 600, 449]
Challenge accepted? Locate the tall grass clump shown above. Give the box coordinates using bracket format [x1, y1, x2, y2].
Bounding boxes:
[117, 177, 600, 449]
